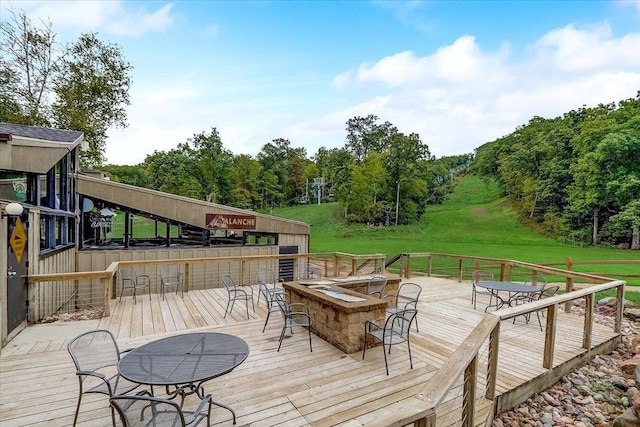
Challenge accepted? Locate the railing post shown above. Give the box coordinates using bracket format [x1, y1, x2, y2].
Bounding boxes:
[542, 303, 558, 369]
[458, 259, 463, 283]
[427, 255, 432, 277]
[615, 283, 625, 333]
[184, 263, 190, 293]
[462, 355, 477, 427]
[405, 254, 411, 279]
[102, 277, 111, 316]
[351, 258, 357, 276]
[499, 263, 505, 281]
[486, 321, 500, 400]
[565, 257, 573, 312]
[583, 293, 594, 349]
[334, 254, 340, 277]
[241, 259, 246, 284]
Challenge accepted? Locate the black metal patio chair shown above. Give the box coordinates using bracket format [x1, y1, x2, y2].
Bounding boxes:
[471, 270, 495, 310]
[274, 292, 313, 352]
[222, 275, 254, 319]
[67, 329, 140, 426]
[362, 308, 418, 375]
[111, 391, 213, 427]
[385, 282, 422, 331]
[159, 264, 184, 299]
[118, 266, 151, 304]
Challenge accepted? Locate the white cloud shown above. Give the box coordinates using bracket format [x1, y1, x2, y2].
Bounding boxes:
[11, 1, 174, 36]
[533, 22, 640, 73]
[329, 24, 640, 158]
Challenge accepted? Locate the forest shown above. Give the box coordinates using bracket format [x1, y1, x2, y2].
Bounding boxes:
[473, 92, 640, 249]
[101, 114, 472, 227]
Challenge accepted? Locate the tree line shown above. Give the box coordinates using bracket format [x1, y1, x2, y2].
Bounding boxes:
[102, 115, 471, 226]
[473, 92, 640, 249]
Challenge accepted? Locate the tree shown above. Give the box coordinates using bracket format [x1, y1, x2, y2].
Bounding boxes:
[0, 9, 59, 125]
[52, 33, 133, 166]
[0, 9, 133, 166]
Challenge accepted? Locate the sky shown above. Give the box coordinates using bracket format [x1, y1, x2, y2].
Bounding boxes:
[4, 0, 640, 165]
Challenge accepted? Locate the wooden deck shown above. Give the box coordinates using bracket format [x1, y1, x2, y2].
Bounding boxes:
[0, 277, 620, 426]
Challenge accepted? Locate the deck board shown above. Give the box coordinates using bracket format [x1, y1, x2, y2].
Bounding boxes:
[0, 277, 621, 427]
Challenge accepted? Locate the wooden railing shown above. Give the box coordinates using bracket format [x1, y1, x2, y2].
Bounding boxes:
[380, 253, 625, 426]
[27, 252, 387, 319]
[26, 251, 625, 426]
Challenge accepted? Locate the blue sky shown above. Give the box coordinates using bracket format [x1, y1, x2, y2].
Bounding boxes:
[6, 0, 640, 165]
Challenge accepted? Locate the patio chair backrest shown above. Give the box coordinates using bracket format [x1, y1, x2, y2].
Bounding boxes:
[367, 275, 387, 297]
[111, 395, 187, 427]
[119, 267, 137, 283]
[68, 330, 121, 373]
[525, 275, 547, 290]
[540, 285, 559, 299]
[222, 275, 237, 291]
[159, 264, 180, 282]
[472, 270, 494, 284]
[386, 308, 418, 338]
[257, 268, 277, 286]
[395, 282, 422, 309]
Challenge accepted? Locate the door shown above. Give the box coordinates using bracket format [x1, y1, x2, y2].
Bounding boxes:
[278, 245, 298, 282]
[7, 216, 28, 334]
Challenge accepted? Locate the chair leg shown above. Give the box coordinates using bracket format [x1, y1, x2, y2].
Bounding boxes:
[72, 392, 82, 426]
[245, 298, 250, 319]
[278, 325, 286, 352]
[407, 340, 413, 370]
[262, 311, 271, 333]
[223, 299, 231, 318]
[308, 327, 313, 352]
[383, 343, 389, 375]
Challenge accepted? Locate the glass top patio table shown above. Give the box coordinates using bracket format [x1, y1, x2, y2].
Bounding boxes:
[477, 281, 542, 312]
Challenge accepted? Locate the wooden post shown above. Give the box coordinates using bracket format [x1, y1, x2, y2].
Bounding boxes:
[542, 303, 558, 369]
[184, 263, 190, 293]
[102, 277, 111, 316]
[405, 254, 411, 279]
[334, 254, 340, 277]
[583, 293, 593, 349]
[565, 257, 573, 313]
[462, 355, 477, 427]
[351, 258, 357, 276]
[499, 263, 505, 281]
[486, 321, 500, 400]
[427, 255, 432, 277]
[458, 259, 464, 283]
[241, 259, 246, 284]
[615, 283, 625, 333]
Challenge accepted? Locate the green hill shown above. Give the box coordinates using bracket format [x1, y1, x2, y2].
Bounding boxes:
[270, 176, 639, 268]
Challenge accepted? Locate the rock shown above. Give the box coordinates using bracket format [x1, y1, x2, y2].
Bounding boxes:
[616, 382, 631, 392]
[612, 408, 640, 427]
[621, 355, 640, 375]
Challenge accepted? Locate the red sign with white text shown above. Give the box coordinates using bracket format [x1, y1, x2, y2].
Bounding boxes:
[205, 214, 256, 230]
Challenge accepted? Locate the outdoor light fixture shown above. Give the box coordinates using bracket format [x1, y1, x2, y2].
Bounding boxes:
[2, 202, 24, 218]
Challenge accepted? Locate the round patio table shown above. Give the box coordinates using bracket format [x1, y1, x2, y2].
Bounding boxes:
[118, 332, 249, 423]
[477, 281, 542, 312]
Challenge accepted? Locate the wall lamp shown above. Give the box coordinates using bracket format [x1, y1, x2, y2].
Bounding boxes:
[2, 202, 24, 218]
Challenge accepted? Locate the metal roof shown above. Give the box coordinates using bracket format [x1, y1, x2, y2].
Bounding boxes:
[0, 122, 83, 143]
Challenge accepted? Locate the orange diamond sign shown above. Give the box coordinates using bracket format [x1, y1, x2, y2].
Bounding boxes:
[9, 217, 27, 263]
